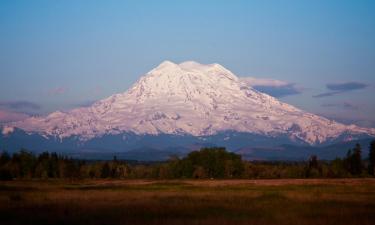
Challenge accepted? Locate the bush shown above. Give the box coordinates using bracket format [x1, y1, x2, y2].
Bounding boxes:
[0, 168, 13, 180]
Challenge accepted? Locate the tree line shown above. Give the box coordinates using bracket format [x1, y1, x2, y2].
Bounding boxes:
[1, 141, 375, 180]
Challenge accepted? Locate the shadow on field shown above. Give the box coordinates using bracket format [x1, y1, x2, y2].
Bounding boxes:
[0, 179, 375, 225]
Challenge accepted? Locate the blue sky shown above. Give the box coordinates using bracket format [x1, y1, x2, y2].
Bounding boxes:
[0, 0, 374, 126]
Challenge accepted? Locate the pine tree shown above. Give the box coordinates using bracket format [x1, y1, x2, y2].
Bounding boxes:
[351, 143, 362, 175]
[0, 151, 11, 166]
[369, 140, 375, 175]
[101, 162, 111, 178]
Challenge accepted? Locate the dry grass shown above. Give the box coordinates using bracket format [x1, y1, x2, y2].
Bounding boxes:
[0, 179, 375, 225]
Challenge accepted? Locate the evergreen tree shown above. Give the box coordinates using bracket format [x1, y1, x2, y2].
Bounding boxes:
[13, 149, 35, 178]
[0, 151, 12, 180]
[49, 152, 59, 178]
[369, 140, 375, 175]
[101, 162, 111, 178]
[309, 155, 319, 169]
[351, 143, 362, 175]
[0, 151, 11, 166]
[306, 155, 322, 177]
[35, 152, 50, 178]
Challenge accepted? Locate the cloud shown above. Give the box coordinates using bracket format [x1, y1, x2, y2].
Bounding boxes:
[313, 91, 341, 98]
[48, 87, 67, 96]
[326, 82, 368, 91]
[252, 84, 302, 98]
[240, 77, 289, 87]
[313, 82, 368, 98]
[321, 102, 359, 110]
[0, 109, 30, 123]
[0, 101, 41, 111]
[240, 77, 302, 97]
[0, 101, 42, 123]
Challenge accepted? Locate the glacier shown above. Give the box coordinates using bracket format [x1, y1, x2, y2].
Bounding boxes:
[1, 60, 374, 157]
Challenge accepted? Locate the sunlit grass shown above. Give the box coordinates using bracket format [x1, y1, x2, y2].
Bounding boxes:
[1, 179, 375, 225]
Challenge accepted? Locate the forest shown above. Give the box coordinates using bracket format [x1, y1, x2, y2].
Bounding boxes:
[1, 141, 375, 180]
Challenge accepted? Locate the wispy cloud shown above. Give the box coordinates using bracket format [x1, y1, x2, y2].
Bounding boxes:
[313, 91, 341, 98]
[313, 82, 368, 98]
[0, 101, 39, 123]
[48, 87, 67, 96]
[321, 102, 359, 110]
[240, 77, 302, 98]
[0, 101, 41, 111]
[0, 101, 40, 122]
[0, 109, 30, 123]
[326, 82, 368, 91]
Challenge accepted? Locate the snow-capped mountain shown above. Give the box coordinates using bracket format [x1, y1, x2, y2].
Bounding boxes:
[2, 61, 375, 148]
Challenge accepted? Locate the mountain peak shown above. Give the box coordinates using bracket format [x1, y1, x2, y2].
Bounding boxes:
[157, 60, 177, 68]
[178, 61, 203, 69]
[149, 60, 181, 75]
[4, 60, 375, 145]
[153, 60, 229, 72]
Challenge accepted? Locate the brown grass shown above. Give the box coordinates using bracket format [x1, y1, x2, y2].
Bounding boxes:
[1, 179, 375, 225]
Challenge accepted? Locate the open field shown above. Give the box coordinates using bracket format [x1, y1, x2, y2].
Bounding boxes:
[1, 179, 375, 225]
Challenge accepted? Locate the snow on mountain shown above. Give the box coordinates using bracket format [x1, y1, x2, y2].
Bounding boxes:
[3, 60, 375, 145]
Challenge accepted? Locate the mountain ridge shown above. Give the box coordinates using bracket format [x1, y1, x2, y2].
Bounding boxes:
[2, 61, 374, 146]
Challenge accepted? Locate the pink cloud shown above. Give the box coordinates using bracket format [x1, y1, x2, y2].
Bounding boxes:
[239, 77, 303, 97]
[0, 109, 30, 123]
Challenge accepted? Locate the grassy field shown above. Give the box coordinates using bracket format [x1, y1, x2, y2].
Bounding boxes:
[0, 179, 375, 225]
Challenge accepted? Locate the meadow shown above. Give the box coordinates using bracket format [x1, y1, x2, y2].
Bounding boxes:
[0, 179, 374, 225]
